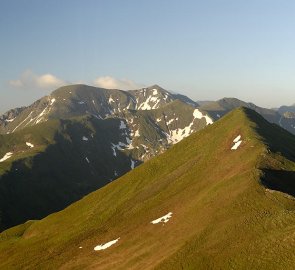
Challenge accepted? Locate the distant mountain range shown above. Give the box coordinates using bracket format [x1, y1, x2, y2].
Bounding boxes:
[1, 107, 295, 269]
[199, 98, 295, 134]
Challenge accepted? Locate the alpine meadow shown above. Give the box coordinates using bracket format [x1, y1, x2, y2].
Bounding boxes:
[1, 1, 295, 269]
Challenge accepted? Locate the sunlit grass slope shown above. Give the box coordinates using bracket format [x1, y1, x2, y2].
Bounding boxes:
[1, 107, 295, 269]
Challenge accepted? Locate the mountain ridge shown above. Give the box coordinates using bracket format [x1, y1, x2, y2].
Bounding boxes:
[201, 97, 295, 135]
[0, 84, 198, 134]
[0, 88, 212, 231]
[1, 107, 295, 269]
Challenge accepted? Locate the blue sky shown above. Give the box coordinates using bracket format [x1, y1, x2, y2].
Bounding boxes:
[1, 0, 295, 112]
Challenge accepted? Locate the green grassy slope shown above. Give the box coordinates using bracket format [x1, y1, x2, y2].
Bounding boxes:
[1, 107, 295, 269]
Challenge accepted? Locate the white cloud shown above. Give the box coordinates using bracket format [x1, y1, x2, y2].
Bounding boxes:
[9, 70, 66, 90]
[93, 76, 144, 90]
[9, 71, 144, 92]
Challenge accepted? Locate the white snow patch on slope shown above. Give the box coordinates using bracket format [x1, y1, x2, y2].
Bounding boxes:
[119, 120, 127, 129]
[78, 101, 85, 105]
[137, 94, 161, 110]
[156, 117, 162, 123]
[152, 98, 161, 109]
[126, 137, 132, 145]
[233, 135, 241, 143]
[5, 118, 15, 122]
[85, 157, 90, 163]
[94, 238, 120, 251]
[166, 109, 213, 144]
[166, 118, 175, 125]
[111, 146, 117, 156]
[50, 98, 56, 105]
[131, 159, 135, 169]
[151, 212, 173, 224]
[231, 140, 242, 150]
[193, 109, 213, 125]
[35, 98, 57, 125]
[82, 136, 89, 141]
[26, 142, 34, 148]
[137, 95, 153, 110]
[152, 89, 158, 95]
[109, 96, 115, 103]
[111, 137, 134, 154]
[35, 107, 48, 124]
[141, 144, 148, 150]
[231, 135, 242, 150]
[111, 142, 126, 156]
[12, 111, 33, 132]
[0, 152, 13, 162]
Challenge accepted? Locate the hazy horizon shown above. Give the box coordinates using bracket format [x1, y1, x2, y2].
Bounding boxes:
[0, 82, 290, 114]
[1, 0, 295, 112]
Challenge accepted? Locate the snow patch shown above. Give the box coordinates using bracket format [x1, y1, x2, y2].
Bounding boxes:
[231, 141, 242, 150]
[94, 238, 120, 251]
[12, 111, 33, 132]
[233, 135, 241, 143]
[35, 107, 48, 124]
[109, 96, 115, 103]
[78, 101, 85, 105]
[166, 109, 213, 144]
[111, 142, 126, 156]
[231, 135, 242, 150]
[26, 142, 34, 148]
[166, 118, 175, 125]
[0, 152, 13, 162]
[82, 136, 89, 141]
[131, 159, 135, 169]
[85, 157, 90, 163]
[111, 146, 117, 157]
[5, 118, 15, 122]
[50, 98, 56, 105]
[119, 120, 127, 129]
[151, 212, 173, 224]
[137, 94, 161, 110]
[193, 109, 213, 125]
[141, 144, 148, 150]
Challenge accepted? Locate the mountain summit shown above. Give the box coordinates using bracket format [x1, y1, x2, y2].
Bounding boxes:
[0, 85, 212, 231]
[0, 84, 197, 134]
[1, 107, 295, 269]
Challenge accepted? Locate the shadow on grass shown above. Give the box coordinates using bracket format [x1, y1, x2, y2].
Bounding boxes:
[243, 107, 295, 162]
[261, 169, 295, 197]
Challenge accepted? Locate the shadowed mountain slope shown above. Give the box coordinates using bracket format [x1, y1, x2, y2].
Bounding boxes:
[0, 116, 141, 231]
